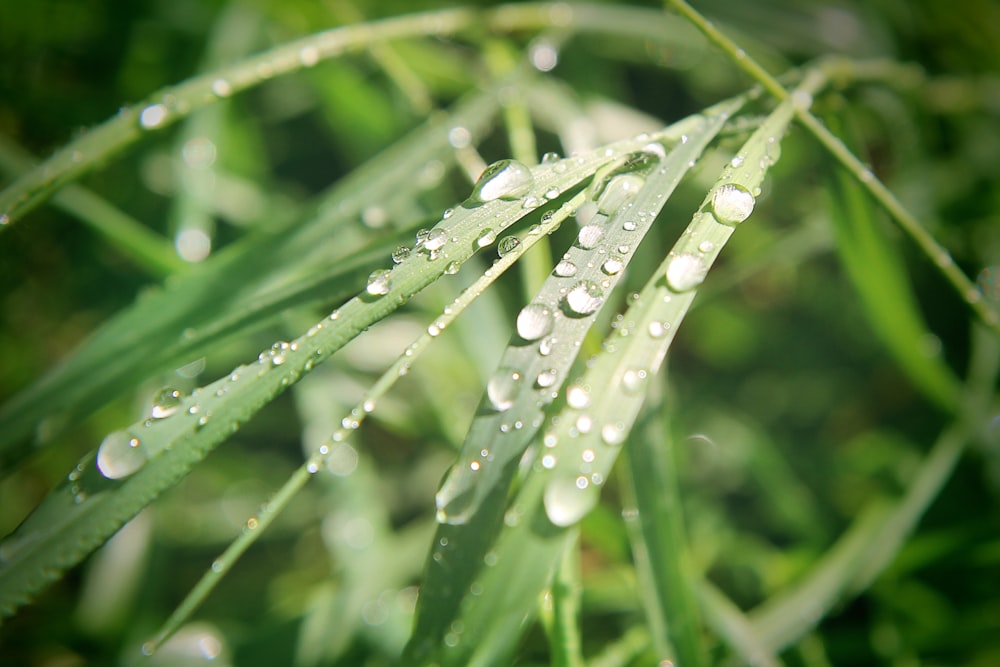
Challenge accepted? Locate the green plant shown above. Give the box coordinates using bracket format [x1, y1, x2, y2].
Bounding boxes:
[2, 1, 999, 665]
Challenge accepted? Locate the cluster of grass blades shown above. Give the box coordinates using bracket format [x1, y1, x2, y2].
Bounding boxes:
[2, 1, 999, 665]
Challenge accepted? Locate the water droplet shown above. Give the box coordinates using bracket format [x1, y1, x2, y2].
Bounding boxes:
[448, 126, 471, 148]
[698, 240, 715, 253]
[539, 336, 556, 356]
[601, 422, 626, 446]
[517, 303, 555, 341]
[554, 259, 577, 277]
[602, 257, 625, 275]
[444, 261, 461, 275]
[264, 341, 291, 365]
[391, 246, 410, 263]
[576, 224, 603, 249]
[299, 45, 320, 66]
[563, 280, 604, 316]
[424, 228, 447, 252]
[665, 253, 707, 292]
[150, 388, 183, 419]
[476, 228, 497, 248]
[622, 368, 648, 394]
[648, 320, 670, 338]
[544, 476, 593, 527]
[97, 431, 146, 479]
[469, 159, 534, 203]
[566, 384, 590, 409]
[542, 151, 561, 164]
[595, 174, 645, 214]
[211, 79, 232, 97]
[139, 104, 168, 129]
[498, 236, 521, 256]
[711, 183, 755, 225]
[366, 269, 392, 296]
[536, 368, 559, 388]
[622, 220, 637, 231]
[487, 368, 521, 412]
[545, 187, 560, 200]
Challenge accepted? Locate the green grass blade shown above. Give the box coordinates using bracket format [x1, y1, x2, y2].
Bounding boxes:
[623, 410, 705, 667]
[0, 85, 504, 466]
[823, 116, 960, 411]
[405, 98, 745, 666]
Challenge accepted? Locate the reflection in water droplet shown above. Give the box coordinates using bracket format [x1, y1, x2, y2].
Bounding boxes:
[476, 228, 497, 248]
[517, 303, 555, 341]
[469, 159, 534, 203]
[665, 253, 707, 292]
[497, 236, 521, 256]
[424, 228, 447, 252]
[97, 431, 146, 479]
[711, 183, 755, 225]
[602, 257, 624, 275]
[487, 368, 522, 412]
[391, 246, 410, 264]
[366, 270, 392, 296]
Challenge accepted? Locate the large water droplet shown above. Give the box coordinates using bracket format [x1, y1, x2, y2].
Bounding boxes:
[711, 183, 755, 225]
[423, 228, 448, 252]
[576, 225, 603, 249]
[366, 269, 392, 296]
[150, 388, 183, 419]
[601, 257, 625, 275]
[595, 174, 645, 214]
[97, 431, 147, 479]
[563, 280, 604, 316]
[497, 236, 521, 256]
[487, 368, 522, 412]
[544, 475, 594, 527]
[469, 159, 534, 203]
[517, 303, 555, 341]
[391, 246, 410, 264]
[601, 422, 626, 446]
[665, 254, 707, 292]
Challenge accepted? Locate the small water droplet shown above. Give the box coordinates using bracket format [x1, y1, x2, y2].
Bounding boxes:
[601, 257, 625, 275]
[469, 159, 534, 203]
[622, 220, 637, 231]
[497, 236, 521, 256]
[554, 259, 578, 277]
[621, 368, 648, 394]
[539, 336, 556, 356]
[566, 384, 590, 409]
[139, 104, 168, 129]
[517, 303, 555, 341]
[264, 341, 291, 366]
[698, 240, 715, 253]
[476, 228, 497, 248]
[536, 368, 559, 388]
[211, 79, 232, 97]
[487, 368, 521, 412]
[444, 260, 461, 275]
[150, 387, 183, 419]
[544, 476, 592, 527]
[665, 253, 707, 292]
[563, 280, 604, 316]
[648, 320, 670, 338]
[391, 246, 410, 263]
[366, 269, 392, 296]
[711, 183, 755, 225]
[576, 224, 603, 249]
[97, 431, 146, 479]
[542, 151, 561, 164]
[545, 187, 560, 200]
[601, 422, 626, 446]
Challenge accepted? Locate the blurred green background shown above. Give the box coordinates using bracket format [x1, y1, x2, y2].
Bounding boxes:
[1, 0, 999, 665]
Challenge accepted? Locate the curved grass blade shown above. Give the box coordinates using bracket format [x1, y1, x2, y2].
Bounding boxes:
[0, 3, 705, 231]
[404, 96, 748, 666]
[823, 117, 960, 411]
[0, 125, 701, 618]
[410, 73, 828, 667]
[666, 0, 1000, 336]
[0, 84, 504, 466]
[143, 189, 590, 654]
